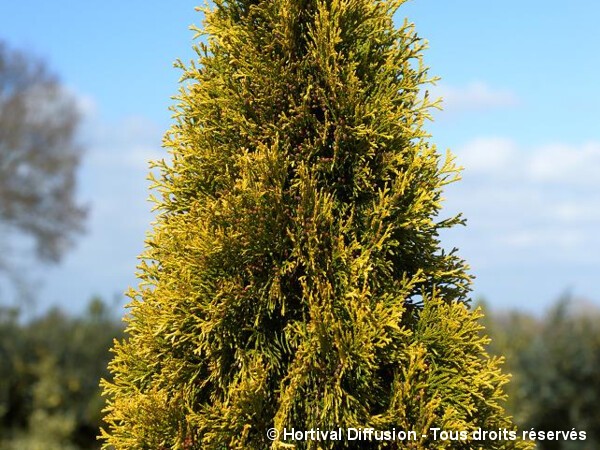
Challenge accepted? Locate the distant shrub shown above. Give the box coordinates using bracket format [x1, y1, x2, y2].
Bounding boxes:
[0, 298, 123, 450]
[485, 298, 600, 450]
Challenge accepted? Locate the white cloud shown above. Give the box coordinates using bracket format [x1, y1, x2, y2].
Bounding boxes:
[80, 114, 163, 224]
[454, 137, 600, 185]
[89, 143, 163, 171]
[499, 229, 584, 250]
[431, 81, 519, 113]
[553, 203, 600, 223]
[529, 142, 600, 184]
[73, 91, 98, 117]
[446, 137, 600, 262]
[457, 137, 517, 173]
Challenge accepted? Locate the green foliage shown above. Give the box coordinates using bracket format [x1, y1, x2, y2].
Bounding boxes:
[102, 1, 530, 449]
[485, 299, 600, 450]
[0, 298, 123, 450]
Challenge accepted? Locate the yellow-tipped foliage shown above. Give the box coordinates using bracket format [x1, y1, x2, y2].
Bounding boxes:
[101, 1, 532, 449]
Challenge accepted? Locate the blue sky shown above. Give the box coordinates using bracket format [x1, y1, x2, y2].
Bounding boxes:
[1, 1, 599, 315]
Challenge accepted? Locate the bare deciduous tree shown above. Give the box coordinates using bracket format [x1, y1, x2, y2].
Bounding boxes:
[0, 41, 86, 269]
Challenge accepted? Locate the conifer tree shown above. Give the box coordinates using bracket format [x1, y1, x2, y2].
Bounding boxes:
[101, 1, 532, 449]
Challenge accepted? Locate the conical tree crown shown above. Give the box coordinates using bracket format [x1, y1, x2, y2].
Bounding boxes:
[101, 1, 531, 449]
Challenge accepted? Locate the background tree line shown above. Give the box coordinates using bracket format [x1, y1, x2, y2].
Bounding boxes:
[0, 296, 598, 450]
[484, 297, 600, 450]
